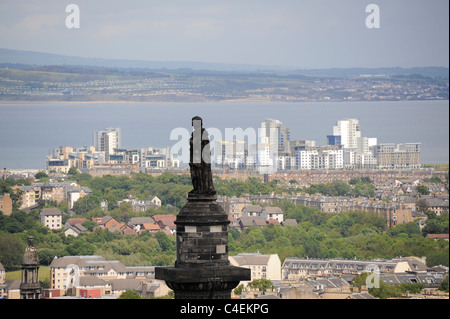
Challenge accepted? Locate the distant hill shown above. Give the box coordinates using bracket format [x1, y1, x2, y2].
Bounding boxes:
[0, 47, 448, 78]
[0, 48, 284, 73]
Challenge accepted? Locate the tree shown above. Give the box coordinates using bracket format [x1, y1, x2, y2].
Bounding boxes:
[416, 199, 429, 213]
[72, 194, 101, 215]
[234, 284, 244, 296]
[438, 276, 449, 292]
[248, 279, 274, 294]
[369, 281, 403, 299]
[422, 214, 449, 236]
[416, 185, 430, 195]
[68, 167, 79, 176]
[35, 171, 49, 179]
[66, 238, 96, 255]
[0, 233, 25, 270]
[399, 283, 425, 295]
[328, 180, 351, 196]
[352, 272, 370, 292]
[154, 231, 175, 251]
[82, 220, 99, 232]
[118, 290, 143, 299]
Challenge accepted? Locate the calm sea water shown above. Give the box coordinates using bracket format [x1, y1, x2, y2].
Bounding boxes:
[0, 100, 448, 169]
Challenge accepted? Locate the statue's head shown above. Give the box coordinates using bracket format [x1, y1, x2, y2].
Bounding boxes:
[192, 116, 203, 129]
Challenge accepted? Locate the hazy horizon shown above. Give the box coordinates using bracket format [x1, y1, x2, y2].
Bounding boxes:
[0, 0, 448, 69]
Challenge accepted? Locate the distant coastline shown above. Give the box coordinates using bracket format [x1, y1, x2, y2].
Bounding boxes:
[0, 98, 448, 104]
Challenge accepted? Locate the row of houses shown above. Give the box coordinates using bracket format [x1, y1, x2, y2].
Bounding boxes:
[65, 214, 177, 237]
[267, 171, 448, 188]
[229, 253, 447, 283]
[37, 205, 177, 237]
[225, 253, 448, 299]
[219, 194, 422, 229]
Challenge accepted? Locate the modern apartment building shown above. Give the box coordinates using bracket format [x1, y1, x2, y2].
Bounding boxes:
[215, 139, 247, 170]
[375, 143, 421, 170]
[47, 145, 105, 172]
[93, 128, 122, 161]
[332, 118, 361, 149]
[295, 145, 344, 170]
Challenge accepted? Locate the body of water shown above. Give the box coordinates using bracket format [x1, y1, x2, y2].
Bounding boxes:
[0, 100, 448, 169]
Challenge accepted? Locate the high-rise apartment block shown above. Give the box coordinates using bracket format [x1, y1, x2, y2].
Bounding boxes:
[332, 118, 361, 149]
[93, 128, 122, 160]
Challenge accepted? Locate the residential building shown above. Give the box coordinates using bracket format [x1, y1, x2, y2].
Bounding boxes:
[355, 137, 378, 169]
[260, 118, 282, 156]
[141, 147, 180, 170]
[295, 145, 344, 170]
[423, 198, 449, 216]
[217, 196, 252, 219]
[281, 257, 431, 280]
[277, 155, 296, 170]
[152, 214, 177, 235]
[332, 118, 361, 149]
[109, 148, 141, 165]
[247, 142, 273, 173]
[215, 139, 247, 170]
[92, 216, 121, 230]
[118, 195, 160, 212]
[0, 279, 20, 299]
[229, 253, 281, 282]
[47, 146, 106, 172]
[136, 280, 171, 298]
[375, 143, 421, 170]
[49, 255, 157, 297]
[0, 193, 12, 216]
[242, 205, 263, 218]
[39, 208, 63, 230]
[68, 186, 93, 209]
[277, 277, 353, 299]
[238, 216, 267, 230]
[14, 185, 41, 210]
[64, 224, 87, 237]
[261, 207, 284, 223]
[93, 128, 122, 161]
[128, 217, 156, 233]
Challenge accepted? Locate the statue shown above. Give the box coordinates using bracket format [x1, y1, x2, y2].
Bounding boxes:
[189, 116, 216, 196]
[154, 116, 251, 299]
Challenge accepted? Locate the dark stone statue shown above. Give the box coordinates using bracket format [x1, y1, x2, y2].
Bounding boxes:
[189, 116, 216, 196]
[154, 116, 251, 299]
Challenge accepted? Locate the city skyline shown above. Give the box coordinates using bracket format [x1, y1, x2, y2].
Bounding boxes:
[0, 0, 448, 69]
[44, 116, 423, 174]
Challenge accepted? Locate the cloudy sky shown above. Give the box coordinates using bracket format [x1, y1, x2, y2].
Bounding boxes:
[0, 0, 448, 69]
